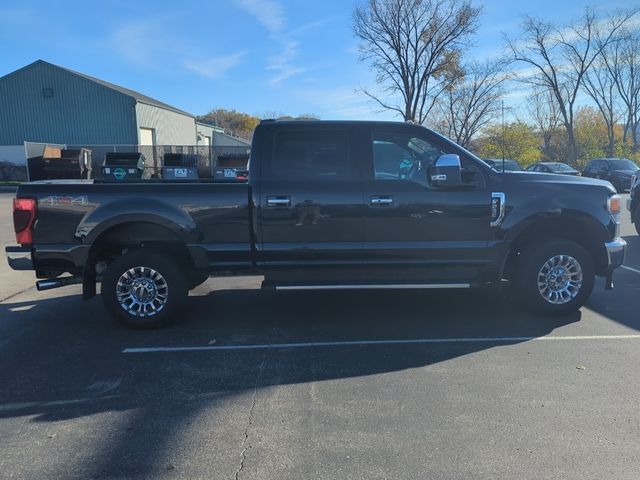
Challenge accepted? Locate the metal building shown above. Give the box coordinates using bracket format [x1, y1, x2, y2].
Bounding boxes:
[0, 60, 198, 148]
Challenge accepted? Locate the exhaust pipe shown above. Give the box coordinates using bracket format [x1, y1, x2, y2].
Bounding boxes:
[36, 276, 82, 291]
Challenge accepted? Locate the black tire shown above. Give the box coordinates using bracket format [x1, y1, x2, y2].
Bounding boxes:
[516, 240, 595, 316]
[634, 208, 640, 236]
[101, 249, 188, 329]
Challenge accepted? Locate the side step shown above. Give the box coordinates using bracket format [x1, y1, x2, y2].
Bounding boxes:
[265, 283, 472, 291]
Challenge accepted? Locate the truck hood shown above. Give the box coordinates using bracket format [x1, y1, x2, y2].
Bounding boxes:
[501, 171, 615, 190]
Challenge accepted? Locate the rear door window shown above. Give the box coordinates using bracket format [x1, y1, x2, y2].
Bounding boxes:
[266, 130, 352, 181]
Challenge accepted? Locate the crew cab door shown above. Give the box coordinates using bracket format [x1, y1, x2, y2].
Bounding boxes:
[360, 125, 492, 284]
[256, 124, 366, 269]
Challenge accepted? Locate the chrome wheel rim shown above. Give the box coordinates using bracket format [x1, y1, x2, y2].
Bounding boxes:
[116, 266, 169, 317]
[537, 255, 583, 305]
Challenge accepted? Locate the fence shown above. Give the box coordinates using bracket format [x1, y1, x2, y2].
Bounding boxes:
[24, 142, 251, 180]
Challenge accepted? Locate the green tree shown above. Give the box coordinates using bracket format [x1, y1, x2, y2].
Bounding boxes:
[574, 106, 608, 167]
[197, 109, 261, 140]
[477, 122, 541, 166]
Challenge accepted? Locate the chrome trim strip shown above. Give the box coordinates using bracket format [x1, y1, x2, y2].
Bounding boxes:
[266, 196, 291, 207]
[275, 283, 471, 291]
[604, 238, 626, 268]
[490, 192, 506, 227]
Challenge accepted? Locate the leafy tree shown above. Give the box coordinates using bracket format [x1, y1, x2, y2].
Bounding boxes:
[353, 0, 482, 123]
[477, 122, 540, 166]
[197, 109, 261, 139]
[430, 58, 506, 148]
[574, 106, 609, 165]
[506, 8, 635, 163]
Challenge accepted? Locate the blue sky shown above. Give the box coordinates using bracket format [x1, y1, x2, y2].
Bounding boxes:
[0, 0, 633, 121]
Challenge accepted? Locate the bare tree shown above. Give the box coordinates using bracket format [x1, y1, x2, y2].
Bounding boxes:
[506, 8, 636, 163]
[583, 50, 622, 157]
[604, 30, 640, 150]
[353, 0, 482, 124]
[527, 86, 561, 158]
[430, 59, 506, 148]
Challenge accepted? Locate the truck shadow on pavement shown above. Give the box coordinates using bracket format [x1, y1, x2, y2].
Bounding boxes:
[0, 287, 585, 478]
[586, 234, 640, 331]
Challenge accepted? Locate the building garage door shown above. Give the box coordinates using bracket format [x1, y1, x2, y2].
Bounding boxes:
[139, 127, 155, 146]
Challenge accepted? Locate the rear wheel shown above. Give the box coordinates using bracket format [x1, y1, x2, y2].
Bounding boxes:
[102, 250, 188, 329]
[516, 240, 594, 315]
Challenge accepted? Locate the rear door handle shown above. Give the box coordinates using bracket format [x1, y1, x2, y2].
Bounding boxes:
[370, 195, 394, 206]
[267, 196, 291, 207]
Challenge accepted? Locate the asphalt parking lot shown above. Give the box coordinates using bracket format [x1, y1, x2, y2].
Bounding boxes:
[1, 191, 639, 480]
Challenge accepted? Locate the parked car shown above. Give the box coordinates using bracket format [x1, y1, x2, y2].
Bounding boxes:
[582, 158, 639, 192]
[6, 120, 626, 328]
[526, 162, 580, 176]
[628, 170, 640, 235]
[484, 158, 523, 171]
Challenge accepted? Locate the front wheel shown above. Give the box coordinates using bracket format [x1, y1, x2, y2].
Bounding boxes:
[516, 240, 595, 316]
[101, 250, 188, 329]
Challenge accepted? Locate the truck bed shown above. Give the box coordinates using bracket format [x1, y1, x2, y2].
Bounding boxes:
[18, 180, 253, 274]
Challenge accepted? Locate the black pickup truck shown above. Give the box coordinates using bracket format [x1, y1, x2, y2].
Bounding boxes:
[6, 120, 626, 328]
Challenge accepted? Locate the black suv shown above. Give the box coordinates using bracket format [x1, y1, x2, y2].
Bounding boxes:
[628, 170, 640, 235]
[582, 158, 639, 192]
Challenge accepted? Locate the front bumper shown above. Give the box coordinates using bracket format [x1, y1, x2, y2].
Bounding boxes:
[5, 246, 34, 271]
[605, 238, 626, 269]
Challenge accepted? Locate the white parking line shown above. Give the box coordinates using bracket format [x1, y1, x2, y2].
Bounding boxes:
[123, 334, 640, 353]
[621, 265, 640, 275]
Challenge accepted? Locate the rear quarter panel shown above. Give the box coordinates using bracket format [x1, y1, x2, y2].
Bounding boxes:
[17, 181, 252, 270]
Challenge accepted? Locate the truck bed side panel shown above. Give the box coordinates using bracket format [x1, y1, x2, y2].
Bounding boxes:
[17, 181, 252, 273]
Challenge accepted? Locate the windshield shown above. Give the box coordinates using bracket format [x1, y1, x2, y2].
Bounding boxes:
[485, 159, 522, 171]
[549, 163, 576, 173]
[608, 159, 639, 170]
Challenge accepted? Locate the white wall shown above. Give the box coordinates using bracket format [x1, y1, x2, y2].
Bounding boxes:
[135, 103, 196, 145]
[0, 145, 26, 165]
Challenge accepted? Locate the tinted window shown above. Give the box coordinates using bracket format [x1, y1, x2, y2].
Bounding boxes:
[607, 159, 638, 170]
[548, 163, 576, 173]
[371, 130, 443, 185]
[269, 130, 350, 180]
[585, 161, 599, 172]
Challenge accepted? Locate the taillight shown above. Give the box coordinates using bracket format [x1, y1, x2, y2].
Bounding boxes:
[13, 198, 37, 245]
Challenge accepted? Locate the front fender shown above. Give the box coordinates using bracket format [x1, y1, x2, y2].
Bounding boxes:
[499, 187, 613, 245]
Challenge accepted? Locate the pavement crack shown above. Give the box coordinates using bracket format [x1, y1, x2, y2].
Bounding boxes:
[0, 285, 36, 304]
[234, 353, 267, 480]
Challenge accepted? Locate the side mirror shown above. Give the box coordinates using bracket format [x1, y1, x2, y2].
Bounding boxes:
[430, 154, 462, 188]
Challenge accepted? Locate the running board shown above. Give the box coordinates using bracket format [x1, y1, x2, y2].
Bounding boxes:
[273, 283, 471, 291]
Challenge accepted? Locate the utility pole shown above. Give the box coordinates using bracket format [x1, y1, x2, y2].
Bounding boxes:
[501, 99, 505, 172]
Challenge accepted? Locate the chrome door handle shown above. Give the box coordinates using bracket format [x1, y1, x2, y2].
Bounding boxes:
[370, 196, 394, 206]
[267, 196, 291, 207]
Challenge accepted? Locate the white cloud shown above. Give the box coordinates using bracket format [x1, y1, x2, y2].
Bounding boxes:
[110, 18, 245, 79]
[296, 87, 397, 120]
[184, 51, 247, 78]
[266, 41, 306, 85]
[234, 0, 285, 35]
[233, 2, 337, 87]
[110, 19, 186, 67]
